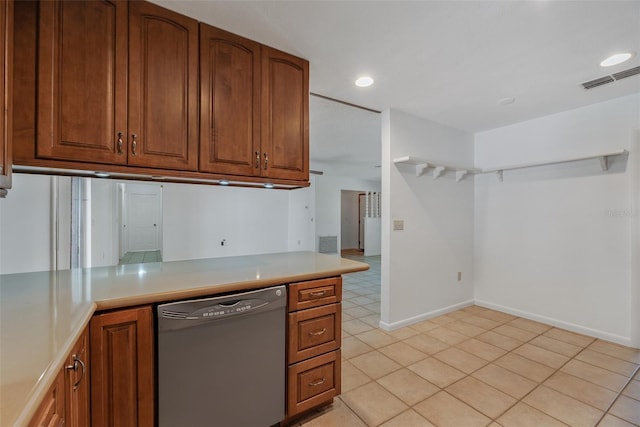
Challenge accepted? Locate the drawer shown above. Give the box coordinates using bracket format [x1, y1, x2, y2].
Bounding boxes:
[288, 303, 341, 363]
[287, 350, 341, 417]
[288, 277, 342, 311]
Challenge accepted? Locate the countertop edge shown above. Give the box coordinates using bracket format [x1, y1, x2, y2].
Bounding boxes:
[10, 303, 96, 427]
[94, 265, 369, 311]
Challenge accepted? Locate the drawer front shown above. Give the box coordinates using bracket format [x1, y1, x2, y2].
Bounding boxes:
[288, 277, 342, 311]
[288, 303, 341, 363]
[287, 350, 341, 417]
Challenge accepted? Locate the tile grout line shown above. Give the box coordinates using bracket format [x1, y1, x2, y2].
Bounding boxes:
[593, 364, 640, 426]
[339, 258, 639, 427]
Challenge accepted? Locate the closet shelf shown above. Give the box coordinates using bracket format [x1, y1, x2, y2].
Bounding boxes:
[392, 156, 480, 182]
[393, 149, 628, 182]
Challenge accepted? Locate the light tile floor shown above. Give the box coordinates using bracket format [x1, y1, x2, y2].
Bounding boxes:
[118, 250, 162, 265]
[294, 255, 640, 427]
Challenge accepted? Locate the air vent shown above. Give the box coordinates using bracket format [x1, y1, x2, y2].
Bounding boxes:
[582, 65, 640, 90]
[581, 75, 615, 89]
[612, 65, 640, 81]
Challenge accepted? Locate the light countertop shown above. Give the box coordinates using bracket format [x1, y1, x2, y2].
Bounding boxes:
[0, 251, 368, 426]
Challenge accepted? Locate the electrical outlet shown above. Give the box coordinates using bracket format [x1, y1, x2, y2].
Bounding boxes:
[457, 271, 462, 281]
[393, 220, 404, 231]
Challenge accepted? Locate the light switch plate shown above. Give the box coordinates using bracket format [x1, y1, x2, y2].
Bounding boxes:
[393, 220, 404, 231]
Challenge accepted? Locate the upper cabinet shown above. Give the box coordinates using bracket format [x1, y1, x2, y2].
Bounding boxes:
[36, 0, 198, 171]
[261, 46, 309, 181]
[0, 0, 13, 198]
[13, 0, 309, 186]
[128, 1, 198, 171]
[199, 25, 309, 181]
[199, 24, 261, 176]
[37, 0, 128, 165]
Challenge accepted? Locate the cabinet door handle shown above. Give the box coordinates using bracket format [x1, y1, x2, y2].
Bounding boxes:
[308, 328, 327, 336]
[131, 134, 137, 156]
[308, 290, 326, 298]
[255, 151, 260, 168]
[117, 132, 124, 154]
[308, 377, 326, 387]
[66, 355, 86, 391]
[264, 153, 268, 170]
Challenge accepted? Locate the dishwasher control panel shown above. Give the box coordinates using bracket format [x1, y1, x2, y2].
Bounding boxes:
[193, 298, 267, 318]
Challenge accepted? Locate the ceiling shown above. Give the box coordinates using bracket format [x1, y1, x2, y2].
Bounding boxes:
[153, 0, 640, 180]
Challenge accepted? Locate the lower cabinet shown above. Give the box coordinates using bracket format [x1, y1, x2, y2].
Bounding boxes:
[29, 328, 90, 427]
[28, 370, 65, 427]
[90, 305, 154, 427]
[65, 328, 90, 427]
[286, 277, 343, 420]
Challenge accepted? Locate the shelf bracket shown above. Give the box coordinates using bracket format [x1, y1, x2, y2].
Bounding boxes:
[599, 156, 609, 171]
[433, 166, 445, 179]
[455, 170, 468, 182]
[496, 170, 504, 182]
[416, 163, 429, 177]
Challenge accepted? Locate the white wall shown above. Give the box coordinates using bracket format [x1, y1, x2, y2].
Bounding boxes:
[381, 109, 475, 329]
[90, 179, 118, 267]
[364, 217, 381, 256]
[340, 190, 360, 250]
[474, 94, 640, 346]
[314, 175, 381, 254]
[287, 176, 316, 252]
[162, 182, 291, 261]
[0, 174, 54, 274]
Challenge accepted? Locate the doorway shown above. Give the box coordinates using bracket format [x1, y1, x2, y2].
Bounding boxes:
[119, 183, 163, 264]
[340, 190, 364, 256]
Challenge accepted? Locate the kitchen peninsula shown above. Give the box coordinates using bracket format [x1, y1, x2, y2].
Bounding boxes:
[0, 251, 368, 426]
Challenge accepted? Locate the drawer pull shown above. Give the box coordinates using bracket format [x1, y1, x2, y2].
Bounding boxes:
[308, 328, 327, 336]
[66, 355, 86, 391]
[309, 377, 326, 387]
[308, 290, 326, 298]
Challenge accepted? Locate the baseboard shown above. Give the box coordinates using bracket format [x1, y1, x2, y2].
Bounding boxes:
[474, 299, 633, 348]
[378, 299, 474, 331]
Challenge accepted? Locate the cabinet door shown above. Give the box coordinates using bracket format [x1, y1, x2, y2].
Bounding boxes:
[0, 0, 12, 198]
[199, 24, 261, 176]
[261, 46, 309, 181]
[28, 369, 65, 427]
[37, 0, 128, 165]
[90, 306, 154, 427]
[65, 328, 90, 427]
[128, 1, 198, 171]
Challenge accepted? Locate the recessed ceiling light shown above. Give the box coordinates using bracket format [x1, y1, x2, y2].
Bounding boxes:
[219, 180, 229, 185]
[498, 97, 515, 105]
[264, 183, 274, 189]
[600, 53, 634, 67]
[355, 76, 374, 87]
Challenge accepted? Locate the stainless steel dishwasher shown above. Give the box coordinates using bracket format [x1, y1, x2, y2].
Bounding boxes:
[157, 285, 286, 427]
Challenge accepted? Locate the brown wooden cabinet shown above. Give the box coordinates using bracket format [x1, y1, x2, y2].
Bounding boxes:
[29, 327, 90, 427]
[128, 1, 198, 171]
[0, 0, 13, 198]
[90, 305, 154, 427]
[35, 0, 198, 171]
[261, 46, 309, 182]
[13, 0, 309, 187]
[65, 328, 90, 427]
[28, 369, 65, 427]
[199, 24, 261, 176]
[200, 25, 309, 182]
[286, 277, 342, 419]
[37, 0, 128, 166]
